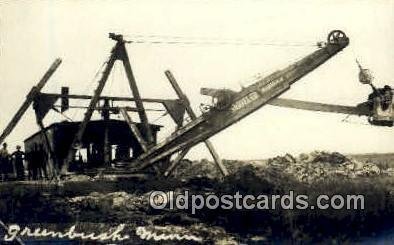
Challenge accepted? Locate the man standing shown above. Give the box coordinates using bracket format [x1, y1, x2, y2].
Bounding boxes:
[11, 145, 25, 180]
[0, 143, 10, 181]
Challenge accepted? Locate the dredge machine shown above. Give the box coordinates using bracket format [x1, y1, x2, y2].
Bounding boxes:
[1, 30, 392, 179]
[125, 30, 351, 176]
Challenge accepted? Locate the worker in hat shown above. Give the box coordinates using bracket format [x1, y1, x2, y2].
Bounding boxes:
[11, 145, 25, 180]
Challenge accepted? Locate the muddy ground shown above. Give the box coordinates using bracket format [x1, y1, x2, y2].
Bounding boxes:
[0, 151, 393, 244]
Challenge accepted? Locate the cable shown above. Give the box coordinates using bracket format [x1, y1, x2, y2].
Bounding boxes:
[341, 115, 371, 126]
[341, 114, 351, 123]
[109, 60, 116, 96]
[71, 55, 111, 120]
[51, 107, 73, 122]
[123, 34, 318, 47]
[127, 39, 317, 47]
[152, 112, 169, 123]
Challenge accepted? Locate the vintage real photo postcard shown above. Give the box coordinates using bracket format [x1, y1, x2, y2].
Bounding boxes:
[0, 0, 393, 244]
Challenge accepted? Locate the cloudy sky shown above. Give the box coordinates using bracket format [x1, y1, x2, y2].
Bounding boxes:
[0, 0, 393, 160]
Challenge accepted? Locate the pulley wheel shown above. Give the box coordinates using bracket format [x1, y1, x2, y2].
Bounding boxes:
[327, 30, 347, 44]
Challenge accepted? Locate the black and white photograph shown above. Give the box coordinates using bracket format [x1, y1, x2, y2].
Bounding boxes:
[0, 0, 393, 244]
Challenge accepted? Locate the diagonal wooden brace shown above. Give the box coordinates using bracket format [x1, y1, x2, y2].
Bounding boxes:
[119, 108, 148, 152]
[0, 59, 62, 145]
[164, 70, 228, 176]
[163, 148, 190, 177]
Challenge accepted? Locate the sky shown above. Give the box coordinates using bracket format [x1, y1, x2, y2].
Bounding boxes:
[0, 0, 393, 160]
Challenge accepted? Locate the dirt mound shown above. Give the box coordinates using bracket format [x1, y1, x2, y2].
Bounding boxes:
[266, 151, 381, 184]
[168, 151, 383, 186]
[68, 191, 150, 212]
[220, 164, 284, 194]
[172, 159, 219, 179]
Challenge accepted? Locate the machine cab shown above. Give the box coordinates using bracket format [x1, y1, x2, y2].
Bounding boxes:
[357, 61, 393, 127]
[368, 87, 394, 127]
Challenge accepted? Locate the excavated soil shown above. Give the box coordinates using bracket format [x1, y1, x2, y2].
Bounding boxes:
[0, 151, 393, 244]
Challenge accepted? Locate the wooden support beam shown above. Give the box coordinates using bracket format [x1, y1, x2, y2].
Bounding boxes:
[61, 34, 159, 174]
[164, 70, 229, 176]
[36, 119, 58, 179]
[52, 105, 165, 112]
[43, 93, 174, 104]
[118, 43, 154, 144]
[119, 108, 148, 152]
[61, 44, 118, 174]
[0, 58, 62, 145]
[203, 140, 228, 176]
[163, 148, 190, 177]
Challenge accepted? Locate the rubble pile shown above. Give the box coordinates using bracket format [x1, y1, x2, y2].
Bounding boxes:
[384, 168, 394, 176]
[266, 151, 382, 184]
[68, 191, 149, 212]
[173, 159, 219, 179]
[163, 151, 386, 186]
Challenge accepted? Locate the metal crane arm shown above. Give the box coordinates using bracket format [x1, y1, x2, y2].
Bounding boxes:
[268, 97, 370, 116]
[128, 30, 349, 171]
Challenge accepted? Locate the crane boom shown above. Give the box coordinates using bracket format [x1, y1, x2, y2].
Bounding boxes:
[127, 30, 349, 171]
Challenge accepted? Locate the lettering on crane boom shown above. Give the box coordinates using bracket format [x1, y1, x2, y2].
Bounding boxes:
[260, 76, 285, 94]
[231, 76, 285, 112]
[231, 92, 259, 112]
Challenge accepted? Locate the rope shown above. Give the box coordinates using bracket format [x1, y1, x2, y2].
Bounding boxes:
[127, 40, 317, 47]
[123, 34, 317, 47]
[71, 56, 111, 120]
[109, 60, 116, 96]
[152, 112, 169, 123]
[341, 115, 371, 126]
[52, 107, 73, 122]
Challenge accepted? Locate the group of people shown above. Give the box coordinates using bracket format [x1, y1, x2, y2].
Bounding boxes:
[0, 142, 48, 181]
[0, 143, 25, 181]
